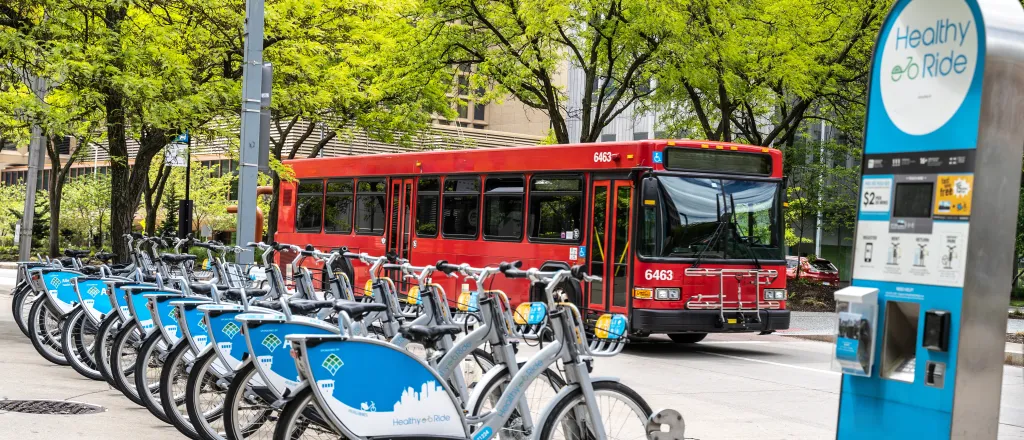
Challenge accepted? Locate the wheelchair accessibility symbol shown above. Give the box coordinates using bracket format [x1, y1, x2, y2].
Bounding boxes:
[652, 152, 663, 164]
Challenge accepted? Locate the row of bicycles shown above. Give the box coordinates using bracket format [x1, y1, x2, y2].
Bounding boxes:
[9, 233, 683, 440]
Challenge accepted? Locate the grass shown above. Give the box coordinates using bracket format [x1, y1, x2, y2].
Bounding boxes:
[1012, 299, 1024, 308]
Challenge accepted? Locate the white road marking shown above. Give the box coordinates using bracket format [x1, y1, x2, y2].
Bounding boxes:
[699, 340, 771, 344]
[696, 350, 841, 375]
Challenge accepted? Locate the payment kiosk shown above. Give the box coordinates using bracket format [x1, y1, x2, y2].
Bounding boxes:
[834, 0, 1024, 439]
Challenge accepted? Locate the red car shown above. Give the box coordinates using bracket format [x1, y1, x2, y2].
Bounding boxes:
[786, 256, 840, 286]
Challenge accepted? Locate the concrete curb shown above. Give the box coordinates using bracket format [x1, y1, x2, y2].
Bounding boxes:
[782, 334, 1024, 366]
[0, 262, 18, 270]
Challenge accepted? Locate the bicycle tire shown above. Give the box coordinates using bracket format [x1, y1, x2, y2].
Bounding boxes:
[223, 361, 273, 440]
[135, 330, 173, 424]
[186, 349, 229, 440]
[61, 307, 104, 380]
[161, 340, 201, 439]
[94, 313, 122, 386]
[11, 282, 34, 336]
[536, 380, 652, 440]
[27, 298, 69, 366]
[271, 385, 342, 440]
[469, 361, 567, 439]
[110, 320, 146, 407]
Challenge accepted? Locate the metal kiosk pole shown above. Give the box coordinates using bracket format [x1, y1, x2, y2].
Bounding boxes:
[833, 1, 1024, 439]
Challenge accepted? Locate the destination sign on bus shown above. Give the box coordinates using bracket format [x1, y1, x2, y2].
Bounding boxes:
[663, 148, 772, 176]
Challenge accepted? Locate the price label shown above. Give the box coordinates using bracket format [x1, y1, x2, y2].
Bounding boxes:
[860, 178, 892, 213]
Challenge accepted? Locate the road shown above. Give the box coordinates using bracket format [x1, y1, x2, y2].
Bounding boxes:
[0, 269, 1022, 439]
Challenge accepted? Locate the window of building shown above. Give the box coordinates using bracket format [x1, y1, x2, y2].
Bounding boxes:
[473, 124, 486, 130]
[416, 177, 440, 237]
[528, 175, 584, 242]
[356, 178, 387, 235]
[458, 104, 469, 120]
[600, 133, 617, 142]
[483, 175, 524, 241]
[295, 179, 324, 232]
[633, 131, 649, 140]
[324, 179, 353, 234]
[442, 176, 480, 239]
[474, 103, 486, 121]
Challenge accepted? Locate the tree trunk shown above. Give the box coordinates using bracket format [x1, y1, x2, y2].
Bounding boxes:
[106, 3, 131, 261]
[144, 164, 172, 237]
[48, 161, 61, 258]
[266, 171, 280, 244]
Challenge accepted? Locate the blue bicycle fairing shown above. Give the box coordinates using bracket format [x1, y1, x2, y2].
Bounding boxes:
[202, 305, 265, 371]
[74, 278, 114, 321]
[173, 300, 214, 352]
[302, 339, 464, 438]
[38, 271, 83, 315]
[241, 318, 337, 397]
[125, 287, 160, 333]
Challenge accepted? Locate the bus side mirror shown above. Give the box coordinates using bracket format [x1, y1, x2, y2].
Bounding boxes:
[641, 176, 659, 205]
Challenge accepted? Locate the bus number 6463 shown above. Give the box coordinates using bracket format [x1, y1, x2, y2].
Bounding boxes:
[594, 152, 614, 163]
[645, 269, 673, 281]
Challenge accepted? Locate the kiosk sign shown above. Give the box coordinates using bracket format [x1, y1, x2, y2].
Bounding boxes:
[879, 0, 978, 135]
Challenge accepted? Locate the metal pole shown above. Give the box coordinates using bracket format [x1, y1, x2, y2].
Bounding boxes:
[18, 75, 46, 262]
[814, 120, 825, 257]
[185, 130, 191, 202]
[235, 0, 265, 264]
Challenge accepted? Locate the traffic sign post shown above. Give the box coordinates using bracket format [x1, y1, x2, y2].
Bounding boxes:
[835, 0, 1024, 439]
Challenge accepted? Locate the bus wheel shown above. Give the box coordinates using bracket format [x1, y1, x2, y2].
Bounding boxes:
[669, 333, 707, 344]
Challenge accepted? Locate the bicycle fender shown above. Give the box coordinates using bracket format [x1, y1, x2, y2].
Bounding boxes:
[531, 377, 621, 439]
[465, 364, 511, 414]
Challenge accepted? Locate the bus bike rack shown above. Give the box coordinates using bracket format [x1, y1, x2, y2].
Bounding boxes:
[683, 268, 779, 327]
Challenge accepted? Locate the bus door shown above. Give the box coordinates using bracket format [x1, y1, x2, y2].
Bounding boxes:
[386, 178, 416, 292]
[586, 178, 633, 317]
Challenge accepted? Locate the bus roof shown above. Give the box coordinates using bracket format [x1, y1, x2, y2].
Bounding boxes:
[284, 139, 782, 178]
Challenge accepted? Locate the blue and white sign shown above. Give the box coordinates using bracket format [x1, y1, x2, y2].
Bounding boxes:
[652, 151, 663, 164]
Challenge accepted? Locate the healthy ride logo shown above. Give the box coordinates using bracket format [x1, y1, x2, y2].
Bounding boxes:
[879, 0, 977, 135]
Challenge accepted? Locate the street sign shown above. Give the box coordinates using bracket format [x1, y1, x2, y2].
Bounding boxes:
[164, 142, 188, 167]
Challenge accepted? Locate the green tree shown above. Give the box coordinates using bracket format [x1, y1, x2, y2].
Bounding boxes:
[159, 182, 180, 238]
[419, 0, 677, 144]
[61, 173, 112, 249]
[654, 0, 887, 147]
[0, 181, 27, 247]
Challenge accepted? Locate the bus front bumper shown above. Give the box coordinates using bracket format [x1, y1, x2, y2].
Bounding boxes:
[631, 309, 791, 334]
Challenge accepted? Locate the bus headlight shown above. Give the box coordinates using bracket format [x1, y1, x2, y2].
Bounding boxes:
[654, 288, 680, 301]
[764, 289, 787, 300]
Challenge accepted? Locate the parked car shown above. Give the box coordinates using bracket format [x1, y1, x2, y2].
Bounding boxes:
[786, 256, 840, 286]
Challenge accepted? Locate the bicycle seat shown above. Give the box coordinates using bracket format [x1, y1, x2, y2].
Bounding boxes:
[64, 249, 91, 258]
[399, 324, 462, 348]
[95, 252, 118, 263]
[160, 254, 198, 264]
[251, 299, 284, 310]
[141, 274, 159, 283]
[334, 302, 387, 322]
[189, 283, 229, 296]
[57, 257, 75, 267]
[288, 299, 336, 314]
[81, 266, 101, 275]
[223, 287, 269, 301]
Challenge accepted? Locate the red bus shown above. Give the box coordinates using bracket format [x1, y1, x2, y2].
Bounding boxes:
[275, 140, 790, 341]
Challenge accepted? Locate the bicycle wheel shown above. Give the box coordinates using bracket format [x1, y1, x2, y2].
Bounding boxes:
[271, 386, 342, 440]
[186, 349, 229, 440]
[11, 283, 35, 337]
[61, 307, 104, 380]
[27, 298, 69, 366]
[223, 361, 274, 440]
[469, 362, 566, 439]
[135, 331, 173, 424]
[94, 313, 123, 386]
[110, 321, 146, 407]
[537, 380, 652, 440]
[161, 340, 201, 439]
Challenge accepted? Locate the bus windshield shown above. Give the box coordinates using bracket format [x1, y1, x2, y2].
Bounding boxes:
[639, 175, 783, 261]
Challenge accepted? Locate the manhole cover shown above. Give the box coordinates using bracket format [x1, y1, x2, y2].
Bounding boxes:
[0, 399, 104, 415]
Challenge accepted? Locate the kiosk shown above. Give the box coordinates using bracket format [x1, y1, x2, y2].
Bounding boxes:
[834, 0, 1024, 438]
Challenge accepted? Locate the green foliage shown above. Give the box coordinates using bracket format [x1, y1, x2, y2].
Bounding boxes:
[654, 0, 888, 146]
[159, 184, 181, 238]
[419, 0, 676, 143]
[0, 181, 27, 247]
[61, 173, 112, 249]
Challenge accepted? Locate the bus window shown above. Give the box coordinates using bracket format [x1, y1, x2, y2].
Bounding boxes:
[416, 177, 440, 237]
[442, 176, 480, 239]
[295, 179, 324, 232]
[483, 175, 524, 241]
[528, 175, 584, 242]
[324, 179, 353, 234]
[356, 178, 387, 235]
